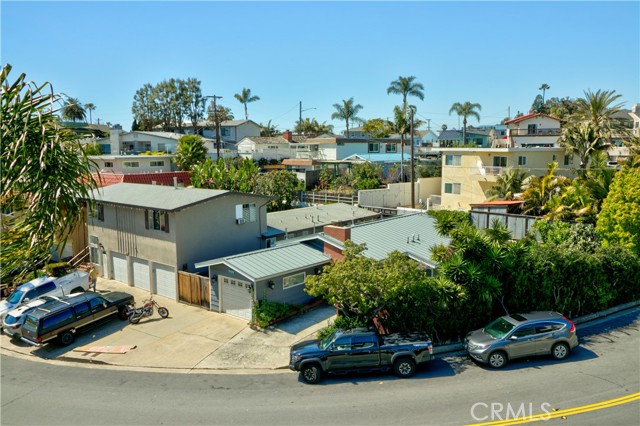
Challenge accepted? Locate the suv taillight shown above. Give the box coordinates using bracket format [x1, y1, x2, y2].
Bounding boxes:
[563, 317, 576, 333]
[36, 337, 42, 343]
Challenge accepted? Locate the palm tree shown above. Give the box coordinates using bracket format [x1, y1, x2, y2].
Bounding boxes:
[234, 88, 260, 120]
[84, 103, 96, 124]
[487, 167, 528, 201]
[559, 121, 608, 177]
[449, 102, 481, 145]
[331, 97, 364, 138]
[259, 120, 279, 137]
[521, 162, 571, 216]
[387, 76, 425, 113]
[539, 83, 550, 104]
[61, 97, 86, 122]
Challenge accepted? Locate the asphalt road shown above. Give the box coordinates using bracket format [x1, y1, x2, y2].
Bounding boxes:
[1, 310, 638, 426]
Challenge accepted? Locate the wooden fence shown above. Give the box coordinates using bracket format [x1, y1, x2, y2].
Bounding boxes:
[300, 191, 357, 205]
[177, 271, 210, 309]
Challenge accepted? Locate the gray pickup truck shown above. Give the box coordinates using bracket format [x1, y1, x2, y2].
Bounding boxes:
[289, 328, 433, 384]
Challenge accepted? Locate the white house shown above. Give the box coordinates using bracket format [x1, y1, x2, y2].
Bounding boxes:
[236, 131, 308, 161]
[503, 113, 562, 148]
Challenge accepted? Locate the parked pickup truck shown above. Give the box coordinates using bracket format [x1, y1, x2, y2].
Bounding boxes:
[289, 328, 433, 384]
[0, 271, 91, 321]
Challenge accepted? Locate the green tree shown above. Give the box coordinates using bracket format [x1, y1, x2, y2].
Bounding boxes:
[184, 78, 205, 130]
[544, 97, 579, 120]
[521, 162, 571, 216]
[83, 143, 102, 156]
[531, 94, 546, 114]
[295, 117, 334, 136]
[174, 135, 207, 171]
[448, 101, 481, 145]
[132, 83, 157, 131]
[487, 167, 528, 201]
[234, 87, 260, 120]
[539, 83, 550, 104]
[191, 157, 259, 193]
[1, 65, 98, 278]
[362, 118, 391, 138]
[260, 120, 279, 137]
[61, 97, 86, 122]
[386, 75, 425, 113]
[350, 162, 382, 190]
[255, 170, 302, 212]
[596, 167, 640, 255]
[84, 102, 96, 124]
[331, 97, 364, 138]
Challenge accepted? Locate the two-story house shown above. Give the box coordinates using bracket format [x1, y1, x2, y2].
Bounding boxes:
[236, 131, 308, 161]
[503, 113, 563, 148]
[88, 183, 273, 300]
[174, 120, 262, 144]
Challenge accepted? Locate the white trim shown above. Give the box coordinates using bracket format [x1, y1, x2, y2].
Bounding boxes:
[283, 272, 306, 289]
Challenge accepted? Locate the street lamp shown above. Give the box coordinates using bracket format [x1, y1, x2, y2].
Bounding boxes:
[205, 95, 223, 159]
[299, 101, 316, 135]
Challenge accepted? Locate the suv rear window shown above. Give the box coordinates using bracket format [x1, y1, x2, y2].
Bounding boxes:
[41, 309, 75, 333]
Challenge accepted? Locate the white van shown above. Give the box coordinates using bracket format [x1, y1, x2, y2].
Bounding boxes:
[0, 271, 90, 320]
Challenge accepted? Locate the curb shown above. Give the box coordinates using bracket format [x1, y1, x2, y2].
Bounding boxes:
[432, 299, 640, 359]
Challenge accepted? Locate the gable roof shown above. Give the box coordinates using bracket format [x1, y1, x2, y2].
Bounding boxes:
[438, 129, 462, 140]
[267, 203, 379, 234]
[505, 113, 562, 124]
[91, 182, 271, 211]
[194, 242, 331, 281]
[240, 135, 308, 144]
[94, 172, 191, 188]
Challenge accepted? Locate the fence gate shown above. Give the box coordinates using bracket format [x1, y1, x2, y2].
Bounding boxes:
[178, 271, 210, 309]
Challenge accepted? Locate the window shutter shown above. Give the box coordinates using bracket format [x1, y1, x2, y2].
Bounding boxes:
[144, 210, 149, 229]
[164, 212, 170, 233]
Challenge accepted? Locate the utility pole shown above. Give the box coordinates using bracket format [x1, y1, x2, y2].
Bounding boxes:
[205, 95, 223, 159]
[299, 101, 316, 135]
[410, 107, 415, 208]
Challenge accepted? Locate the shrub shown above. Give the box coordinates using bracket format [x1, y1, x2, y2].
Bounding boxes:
[44, 262, 71, 277]
[316, 315, 365, 340]
[252, 299, 300, 328]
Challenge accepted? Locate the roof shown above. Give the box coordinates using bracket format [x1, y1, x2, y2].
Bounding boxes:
[240, 135, 307, 144]
[267, 203, 380, 233]
[91, 183, 271, 211]
[94, 172, 191, 188]
[194, 243, 331, 281]
[505, 113, 561, 124]
[438, 129, 462, 140]
[130, 131, 183, 140]
[321, 213, 450, 267]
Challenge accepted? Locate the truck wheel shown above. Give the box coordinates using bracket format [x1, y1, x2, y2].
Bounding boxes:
[393, 358, 416, 378]
[301, 363, 322, 384]
[117, 306, 129, 320]
[59, 330, 75, 346]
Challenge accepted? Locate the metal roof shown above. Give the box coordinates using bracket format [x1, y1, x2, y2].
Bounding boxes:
[342, 153, 410, 163]
[91, 183, 270, 211]
[343, 213, 450, 267]
[194, 243, 331, 281]
[267, 203, 380, 234]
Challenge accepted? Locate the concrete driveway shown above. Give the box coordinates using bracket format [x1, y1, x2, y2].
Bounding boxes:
[0, 277, 336, 372]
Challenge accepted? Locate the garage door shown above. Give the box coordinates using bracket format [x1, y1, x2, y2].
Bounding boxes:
[132, 257, 150, 292]
[111, 252, 129, 283]
[220, 276, 252, 320]
[154, 263, 176, 300]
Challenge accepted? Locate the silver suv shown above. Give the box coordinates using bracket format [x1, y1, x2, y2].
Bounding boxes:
[464, 311, 579, 368]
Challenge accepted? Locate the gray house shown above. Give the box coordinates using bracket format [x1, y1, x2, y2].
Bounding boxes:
[88, 183, 273, 301]
[195, 242, 331, 320]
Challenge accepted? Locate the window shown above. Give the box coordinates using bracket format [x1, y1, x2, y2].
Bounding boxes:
[513, 326, 535, 338]
[283, 272, 305, 289]
[145, 209, 170, 232]
[90, 297, 106, 313]
[104, 161, 114, 168]
[527, 124, 537, 134]
[352, 335, 378, 349]
[235, 204, 257, 223]
[444, 183, 461, 194]
[221, 128, 231, 137]
[332, 336, 351, 351]
[123, 161, 140, 168]
[564, 155, 573, 166]
[368, 143, 379, 153]
[385, 144, 397, 153]
[150, 161, 165, 167]
[41, 309, 75, 333]
[518, 156, 527, 166]
[90, 203, 104, 221]
[552, 154, 557, 162]
[445, 155, 461, 166]
[74, 302, 91, 319]
[36, 282, 56, 297]
[493, 156, 507, 167]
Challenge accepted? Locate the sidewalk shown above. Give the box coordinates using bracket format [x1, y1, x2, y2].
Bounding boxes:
[0, 277, 336, 373]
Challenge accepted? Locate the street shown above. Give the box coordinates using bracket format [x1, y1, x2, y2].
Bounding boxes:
[1, 309, 638, 425]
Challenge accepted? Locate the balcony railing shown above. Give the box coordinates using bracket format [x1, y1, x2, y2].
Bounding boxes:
[509, 128, 561, 136]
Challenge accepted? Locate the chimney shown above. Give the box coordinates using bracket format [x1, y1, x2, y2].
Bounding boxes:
[282, 130, 293, 142]
[323, 225, 351, 242]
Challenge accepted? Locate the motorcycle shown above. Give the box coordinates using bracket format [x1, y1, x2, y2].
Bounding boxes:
[127, 297, 169, 324]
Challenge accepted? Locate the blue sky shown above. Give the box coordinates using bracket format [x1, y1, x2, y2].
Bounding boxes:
[2, 1, 639, 133]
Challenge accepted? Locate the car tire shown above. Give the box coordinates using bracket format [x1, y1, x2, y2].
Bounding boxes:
[301, 363, 322, 385]
[488, 351, 507, 368]
[551, 342, 570, 360]
[158, 307, 169, 318]
[393, 357, 416, 378]
[117, 306, 129, 321]
[59, 330, 75, 346]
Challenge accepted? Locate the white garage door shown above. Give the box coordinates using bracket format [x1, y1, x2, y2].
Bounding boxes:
[111, 252, 129, 284]
[220, 276, 252, 320]
[154, 263, 176, 300]
[132, 257, 150, 292]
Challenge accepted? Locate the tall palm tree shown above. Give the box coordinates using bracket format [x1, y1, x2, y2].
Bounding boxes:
[61, 97, 86, 122]
[331, 97, 364, 138]
[387, 76, 425, 113]
[259, 120, 279, 137]
[539, 83, 550, 104]
[449, 102, 481, 145]
[234, 88, 260, 120]
[487, 167, 528, 201]
[84, 103, 95, 124]
[559, 121, 608, 177]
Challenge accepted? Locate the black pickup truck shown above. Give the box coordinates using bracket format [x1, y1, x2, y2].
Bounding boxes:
[289, 328, 433, 384]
